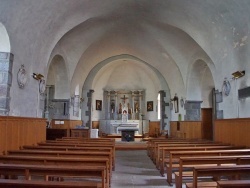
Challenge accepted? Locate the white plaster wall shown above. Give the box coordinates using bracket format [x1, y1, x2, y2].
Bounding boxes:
[91, 60, 162, 121]
[201, 66, 214, 108]
[0, 0, 249, 119]
[47, 55, 70, 99]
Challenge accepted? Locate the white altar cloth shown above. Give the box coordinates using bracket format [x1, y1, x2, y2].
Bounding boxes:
[110, 121, 139, 134]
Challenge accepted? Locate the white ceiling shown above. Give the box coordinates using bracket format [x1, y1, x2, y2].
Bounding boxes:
[0, 0, 249, 117]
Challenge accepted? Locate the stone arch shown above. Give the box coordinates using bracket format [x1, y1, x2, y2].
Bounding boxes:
[187, 59, 215, 107]
[81, 54, 171, 128]
[47, 55, 69, 99]
[0, 22, 10, 52]
[0, 22, 11, 115]
[82, 54, 169, 91]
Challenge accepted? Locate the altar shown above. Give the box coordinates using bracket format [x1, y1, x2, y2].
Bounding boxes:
[121, 129, 138, 142]
[99, 120, 142, 135]
[99, 90, 147, 135]
[110, 121, 139, 134]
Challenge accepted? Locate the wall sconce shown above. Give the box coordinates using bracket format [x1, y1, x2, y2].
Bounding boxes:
[32, 73, 46, 94]
[232, 70, 245, 79]
[32, 73, 44, 80]
[80, 97, 84, 103]
[171, 93, 179, 113]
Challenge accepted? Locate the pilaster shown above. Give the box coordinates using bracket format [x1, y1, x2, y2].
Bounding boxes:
[0, 52, 13, 115]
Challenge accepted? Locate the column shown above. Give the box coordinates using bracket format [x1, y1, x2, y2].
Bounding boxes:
[107, 91, 111, 120]
[138, 90, 143, 114]
[44, 85, 50, 120]
[114, 91, 118, 120]
[0, 52, 13, 115]
[131, 90, 135, 120]
[86, 89, 94, 128]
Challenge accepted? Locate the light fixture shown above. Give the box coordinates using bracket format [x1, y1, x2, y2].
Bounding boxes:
[232, 70, 245, 79]
[171, 93, 179, 113]
[32, 73, 44, 80]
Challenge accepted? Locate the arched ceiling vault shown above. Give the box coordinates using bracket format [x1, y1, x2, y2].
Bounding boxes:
[1, 1, 248, 70]
[82, 54, 169, 92]
[51, 15, 213, 96]
[0, 0, 249, 97]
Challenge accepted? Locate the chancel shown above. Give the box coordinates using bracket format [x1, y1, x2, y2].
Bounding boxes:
[100, 90, 144, 136]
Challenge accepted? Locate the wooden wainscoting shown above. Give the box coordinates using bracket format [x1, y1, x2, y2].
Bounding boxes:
[0, 116, 46, 155]
[170, 121, 178, 137]
[51, 119, 82, 129]
[170, 121, 202, 139]
[92, 121, 100, 129]
[148, 121, 160, 137]
[215, 118, 250, 147]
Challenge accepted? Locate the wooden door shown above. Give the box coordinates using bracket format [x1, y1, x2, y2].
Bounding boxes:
[201, 108, 213, 140]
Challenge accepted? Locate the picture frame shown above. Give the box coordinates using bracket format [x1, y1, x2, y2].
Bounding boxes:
[147, 101, 153, 111]
[96, 100, 102, 111]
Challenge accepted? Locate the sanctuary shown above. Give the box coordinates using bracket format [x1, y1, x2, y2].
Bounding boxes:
[99, 90, 149, 135]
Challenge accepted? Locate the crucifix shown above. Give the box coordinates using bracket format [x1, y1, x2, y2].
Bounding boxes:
[121, 95, 128, 104]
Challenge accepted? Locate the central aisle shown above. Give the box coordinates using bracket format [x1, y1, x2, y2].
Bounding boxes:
[111, 150, 174, 188]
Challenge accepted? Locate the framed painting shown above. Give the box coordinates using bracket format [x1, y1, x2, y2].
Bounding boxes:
[147, 101, 153, 111]
[96, 100, 102, 111]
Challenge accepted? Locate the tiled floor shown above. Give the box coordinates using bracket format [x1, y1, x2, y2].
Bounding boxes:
[111, 150, 175, 188]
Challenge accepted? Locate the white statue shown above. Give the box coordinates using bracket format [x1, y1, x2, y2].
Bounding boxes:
[122, 110, 128, 122]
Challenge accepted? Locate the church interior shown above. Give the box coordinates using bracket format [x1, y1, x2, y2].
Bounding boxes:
[0, 0, 250, 187]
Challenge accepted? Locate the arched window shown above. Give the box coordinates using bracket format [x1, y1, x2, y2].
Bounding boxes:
[0, 22, 11, 115]
[0, 22, 10, 52]
[157, 93, 161, 120]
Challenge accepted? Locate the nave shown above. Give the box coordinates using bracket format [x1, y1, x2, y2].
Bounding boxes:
[111, 150, 172, 188]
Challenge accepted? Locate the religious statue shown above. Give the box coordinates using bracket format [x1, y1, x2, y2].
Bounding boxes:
[135, 102, 139, 113]
[122, 109, 128, 122]
[127, 103, 131, 114]
[118, 103, 122, 114]
[111, 102, 115, 113]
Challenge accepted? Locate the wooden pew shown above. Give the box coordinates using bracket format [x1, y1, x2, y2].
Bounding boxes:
[37, 142, 115, 154]
[148, 139, 212, 159]
[160, 146, 245, 177]
[57, 137, 115, 142]
[0, 155, 109, 188]
[147, 138, 193, 157]
[186, 165, 250, 188]
[33, 143, 116, 170]
[159, 145, 245, 170]
[0, 179, 102, 188]
[217, 180, 250, 187]
[6, 149, 113, 176]
[164, 148, 250, 185]
[48, 139, 115, 144]
[152, 140, 222, 163]
[21, 145, 115, 170]
[155, 143, 229, 168]
[147, 138, 213, 153]
[0, 164, 104, 188]
[175, 155, 250, 188]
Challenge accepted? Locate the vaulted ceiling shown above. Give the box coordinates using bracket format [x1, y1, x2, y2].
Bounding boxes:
[0, 0, 249, 118]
